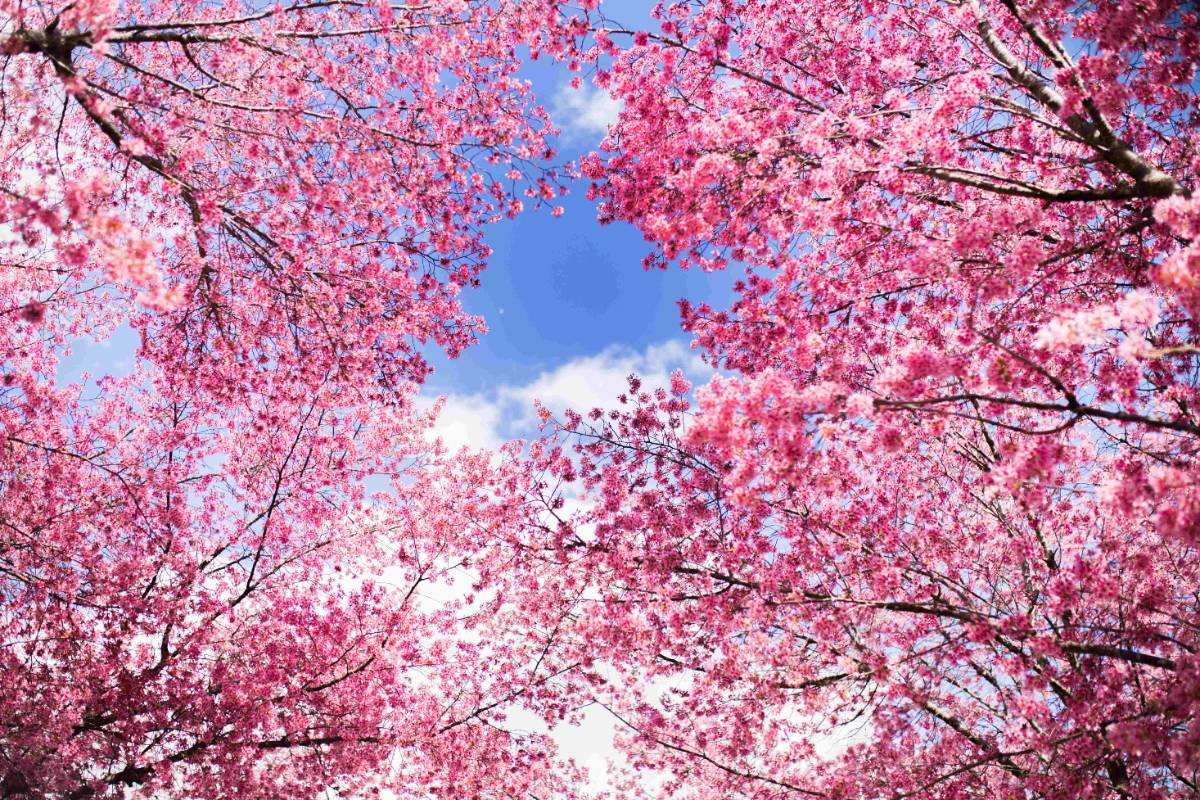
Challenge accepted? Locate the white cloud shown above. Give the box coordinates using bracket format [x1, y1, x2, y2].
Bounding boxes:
[420, 339, 707, 452]
[417, 392, 507, 452]
[551, 81, 623, 142]
[551, 705, 623, 793]
[499, 339, 703, 424]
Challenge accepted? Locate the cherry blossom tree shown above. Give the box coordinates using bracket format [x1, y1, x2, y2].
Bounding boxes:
[5, 0, 1200, 795]
[0, 0, 584, 795]
[505, 1, 1200, 798]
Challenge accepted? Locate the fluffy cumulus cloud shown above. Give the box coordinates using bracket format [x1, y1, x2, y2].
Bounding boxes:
[420, 339, 707, 452]
[551, 81, 623, 142]
[419, 392, 508, 452]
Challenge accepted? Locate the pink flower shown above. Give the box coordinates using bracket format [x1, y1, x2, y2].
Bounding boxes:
[19, 301, 45, 324]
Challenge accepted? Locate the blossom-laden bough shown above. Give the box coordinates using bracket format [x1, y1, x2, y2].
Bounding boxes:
[0, 0, 586, 796]
[503, 1, 1200, 798]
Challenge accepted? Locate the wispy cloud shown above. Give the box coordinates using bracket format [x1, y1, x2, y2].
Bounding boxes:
[551, 81, 623, 143]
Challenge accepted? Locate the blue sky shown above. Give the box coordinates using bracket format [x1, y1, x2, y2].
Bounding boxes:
[426, 26, 737, 402]
[415, 18, 742, 448]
